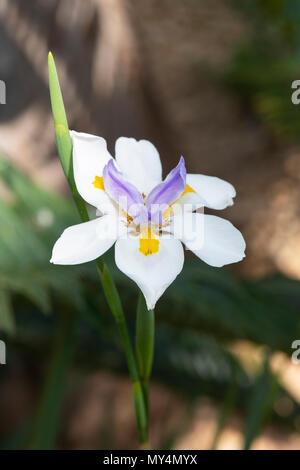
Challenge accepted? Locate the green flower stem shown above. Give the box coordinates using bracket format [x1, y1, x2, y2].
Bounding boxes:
[98, 263, 147, 442]
[48, 52, 147, 444]
[136, 293, 155, 431]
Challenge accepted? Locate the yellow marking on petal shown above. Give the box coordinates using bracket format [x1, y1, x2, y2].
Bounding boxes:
[181, 184, 196, 197]
[139, 227, 159, 256]
[162, 184, 196, 220]
[92, 175, 105, 190]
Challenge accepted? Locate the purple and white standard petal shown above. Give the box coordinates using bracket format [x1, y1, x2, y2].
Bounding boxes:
[146, 156, 187, 224]
[103, 159, 148, 225]
[186, 174, 236, 210]
[71, 131, 114, 213]
[115, 237, 184, 310]
[179, 213, 245, 267]
[115, 137, 162, 195]
[50, 215, 119, 265]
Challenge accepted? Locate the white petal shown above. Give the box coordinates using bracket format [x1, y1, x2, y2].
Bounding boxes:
[179, 213, 245, 267]
[115, 237, 184, 310]
[186, 174, 236, 210]
[51, 215, 119, 265]
[71, 130, 114, 213]
[115, 137, 162, 195]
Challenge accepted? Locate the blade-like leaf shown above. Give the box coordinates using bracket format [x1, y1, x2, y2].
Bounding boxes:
[243, 356, 279, 450]
[48, 52, 89, 222]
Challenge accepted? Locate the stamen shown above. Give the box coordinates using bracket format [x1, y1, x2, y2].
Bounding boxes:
[92, 175, 105, 190]
[139, 227, 159, 256]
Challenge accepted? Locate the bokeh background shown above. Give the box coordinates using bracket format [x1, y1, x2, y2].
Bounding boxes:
[1, 0, 300, 450]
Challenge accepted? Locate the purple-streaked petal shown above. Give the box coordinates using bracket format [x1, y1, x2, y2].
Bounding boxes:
[146, 156, 186, 224]
[103, 159, 148, 225]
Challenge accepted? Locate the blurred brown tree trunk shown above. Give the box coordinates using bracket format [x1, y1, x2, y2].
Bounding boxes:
[0, 0, 178, 171]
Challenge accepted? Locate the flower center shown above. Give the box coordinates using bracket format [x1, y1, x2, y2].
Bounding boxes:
[92, 171, 195, 257]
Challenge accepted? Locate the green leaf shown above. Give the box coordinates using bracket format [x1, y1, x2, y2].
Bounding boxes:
[132, 381, 148, 444]
[243, 355, 279, 449]
[211, 376, 238, 449]
[136, 293, 154, 382]
[48, 53, 71, 177]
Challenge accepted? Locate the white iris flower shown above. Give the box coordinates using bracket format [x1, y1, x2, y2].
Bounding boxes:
[51, 132, 246, 309]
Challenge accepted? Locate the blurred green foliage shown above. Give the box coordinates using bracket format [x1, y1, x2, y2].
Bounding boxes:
[0, 153, 299, 448]
[225, 0, 300, 138]
[0, 154, 86, 333]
